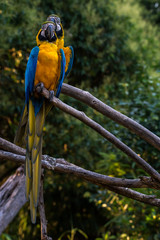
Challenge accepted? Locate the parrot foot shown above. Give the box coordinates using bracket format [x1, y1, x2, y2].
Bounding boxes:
[34, 82, 44, 94]
[49, 90, 54, 102]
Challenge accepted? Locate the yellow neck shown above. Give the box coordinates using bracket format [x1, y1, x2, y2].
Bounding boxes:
[58, 38, 64, 49]
[36, 29, 42, 46]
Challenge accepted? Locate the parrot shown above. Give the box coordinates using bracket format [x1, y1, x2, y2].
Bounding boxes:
[14, 16, 74, 223]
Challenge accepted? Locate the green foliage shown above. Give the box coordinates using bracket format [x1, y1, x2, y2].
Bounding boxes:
[1, 0, 160, 239]
[0, 233, 12, 240]
[139, 0, 160, 24]
[58, 227, 88, 240]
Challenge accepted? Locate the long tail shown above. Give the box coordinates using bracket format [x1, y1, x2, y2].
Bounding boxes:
[32, 104, 45, 208]
[26, 99, 45, 224]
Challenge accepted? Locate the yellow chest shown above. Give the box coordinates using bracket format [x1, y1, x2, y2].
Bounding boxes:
[34, 43, 60, 91]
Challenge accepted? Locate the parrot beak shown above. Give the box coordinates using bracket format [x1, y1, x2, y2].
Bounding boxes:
[45, 24, 56, 42]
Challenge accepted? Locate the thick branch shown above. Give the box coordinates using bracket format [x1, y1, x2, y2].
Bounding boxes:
[103, 185, 160, 207]
[35, 86, 160, 182]
[1, 149, 160, 233]
[1, 149, 160, 189]
[0, 167, 27, 234]
[61, 84, 160, 151]
[0, 137, 25, 155]
[1, 149, 160, 197]
[0, 137, 71, 166]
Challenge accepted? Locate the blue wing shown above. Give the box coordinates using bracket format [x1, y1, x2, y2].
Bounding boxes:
[65, 46, 74, 78]
[25, 46, 43, 116]
[56, 49, 66, 98]
[14, 47, 40, 145]
[25, 46, 39, 105]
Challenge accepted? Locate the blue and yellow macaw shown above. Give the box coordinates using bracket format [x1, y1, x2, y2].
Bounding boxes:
[14, 16, 74, 224]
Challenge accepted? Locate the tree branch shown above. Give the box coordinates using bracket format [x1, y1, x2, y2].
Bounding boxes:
[1, 149, 160, 189]
[1, 136, 160, 234]
[0, 166, 27, 235]
[0, 152, 160, 235]
[103, 185, 160, 207]
[0, 137, 25, 155]
[39, 172, 52, 240]
[1, 148, 160, 206]
[1, 83, 160, 233]
[61, 83, 160, 151]
[35, 86, 160, 182]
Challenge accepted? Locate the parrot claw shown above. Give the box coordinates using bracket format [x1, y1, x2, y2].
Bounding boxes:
[34, 82, 44, 93]
[49, 90, 54, 102]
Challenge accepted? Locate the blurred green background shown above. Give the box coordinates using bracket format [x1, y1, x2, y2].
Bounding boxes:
[1, 0, 160, 239]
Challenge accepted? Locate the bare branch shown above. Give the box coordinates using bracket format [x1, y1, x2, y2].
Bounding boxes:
[61, 83, 160, 151]
[1, 166, 159, 236]
[103, 185, 160, 207]
[0, 137, 25, 155]
[1, 140, 160, 234]
[35, 86, 160, 182]
[54, 162, 160, 190]
[39, 172, 52, 240]
[1, 149, 160, 206]
[1, 83, 160, 232]
[0, 167, 27, 234]
[1, 149, 160, 189]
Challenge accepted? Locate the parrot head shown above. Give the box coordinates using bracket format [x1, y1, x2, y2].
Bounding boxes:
[36, 21, 57, 45]
[47, 14, 64, 39]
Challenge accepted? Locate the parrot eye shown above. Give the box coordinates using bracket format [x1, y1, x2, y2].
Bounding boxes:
[48, 17, 56, 23]
[55, 17, 60, 24]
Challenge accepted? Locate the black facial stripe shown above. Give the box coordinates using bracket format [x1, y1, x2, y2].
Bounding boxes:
[56, 28, 63, 38]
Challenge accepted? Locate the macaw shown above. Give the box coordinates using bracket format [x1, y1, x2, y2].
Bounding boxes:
[14, 17, 74, 223]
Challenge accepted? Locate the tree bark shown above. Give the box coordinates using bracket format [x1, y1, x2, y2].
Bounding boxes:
[0, 166, 27, 235]
[61, 83, 160, 151]
[39, 173, 52, 240]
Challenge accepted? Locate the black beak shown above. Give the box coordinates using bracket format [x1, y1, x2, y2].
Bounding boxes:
[45, 25, 55, 42]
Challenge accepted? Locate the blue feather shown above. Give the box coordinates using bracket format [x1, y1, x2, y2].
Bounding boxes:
[31, 96, 44, 116]
[65, 46, 74, 78]
[25, 46, 43, 116]
[25, 46, 39, 104]
[56, 49, 66, 98]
